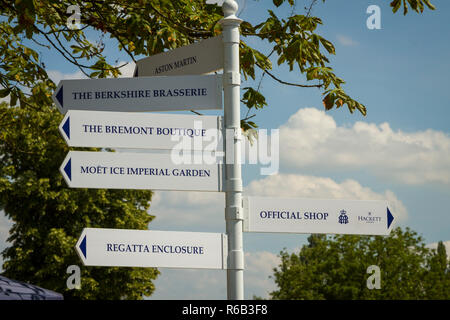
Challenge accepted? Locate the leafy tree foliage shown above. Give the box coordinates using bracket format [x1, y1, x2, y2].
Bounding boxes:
[0, 0, 435, 129]
[270, 228, 449, 300]
[423, 241, 449, 299]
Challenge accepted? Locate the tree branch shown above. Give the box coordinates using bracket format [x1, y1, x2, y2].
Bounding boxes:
[257, 63, 322, 88]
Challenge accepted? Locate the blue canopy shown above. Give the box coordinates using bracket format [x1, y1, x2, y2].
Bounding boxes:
[0, 275, 63, 300]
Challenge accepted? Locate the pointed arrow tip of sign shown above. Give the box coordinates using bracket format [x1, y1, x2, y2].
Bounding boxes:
[62, 116, 70, 139]
[56, 85, 63, 108]
[387, 207, 394, 229]
[64, 158, 72, 181]
[79, 235, 87, 259]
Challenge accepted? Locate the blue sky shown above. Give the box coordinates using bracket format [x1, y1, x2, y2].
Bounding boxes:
[1, 0, 449, 299]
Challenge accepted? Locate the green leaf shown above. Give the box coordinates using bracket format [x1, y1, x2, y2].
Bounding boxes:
[0, 88, 11, 98]
[391, 0, 402, 13]
[273, 0, 283, 7]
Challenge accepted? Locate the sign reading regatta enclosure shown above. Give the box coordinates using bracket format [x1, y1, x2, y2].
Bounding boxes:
[134, 35, 223, 77]
[52, 74, 222, 114]
[60, 151, 223, 192]
[76, 228, 227, 269]
[59, 110, 223, 151]
[243, 196, 395, 236]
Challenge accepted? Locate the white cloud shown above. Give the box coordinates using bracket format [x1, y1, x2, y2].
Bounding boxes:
[116, 61, 136, 78]
[279, 108, 450, 185]
[336, 34, 358, 46]
[244, 251, 280, 299]
[148, 250, 279, 300]
[426, 240, 450, 258]
[0, 211, 12, 245]
[0, 211, 13, 272]
[149, 269, 226, 300]
[206, 0, 225, 4]
[47, 69, 86, 84]
[149, 191, 225, 231]
[0, 95, 10, 105]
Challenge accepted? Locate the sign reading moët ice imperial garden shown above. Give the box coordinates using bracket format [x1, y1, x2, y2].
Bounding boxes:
[243, 196, 395, 236]
[59, 110, 223, 151]
[52, 74, 222, 114]
[60, 151, 223, 192]
[76, 228, 227, 269]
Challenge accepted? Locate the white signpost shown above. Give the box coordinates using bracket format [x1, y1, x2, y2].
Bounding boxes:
[59, 110, 223, 151]
[75, 228, 227, 269]
[218, 0, 245, 301]
[56, 1, 397, 302]
[60, 151, 223, 192]
[134, 35, 223, 77]
[243, 196, 395, 236]
[52, 74, 222, 114]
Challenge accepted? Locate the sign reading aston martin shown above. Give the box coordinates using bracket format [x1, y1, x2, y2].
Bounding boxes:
[133, 35, 223, 77]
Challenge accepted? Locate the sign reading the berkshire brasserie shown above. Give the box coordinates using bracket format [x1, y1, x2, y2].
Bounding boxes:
[52, 74, 222, 114]
[76, 228, 227, 269]
[243, 196, 395, 236]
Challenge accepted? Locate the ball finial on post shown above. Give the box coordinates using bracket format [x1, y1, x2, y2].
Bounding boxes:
[222, 0, 238, 18]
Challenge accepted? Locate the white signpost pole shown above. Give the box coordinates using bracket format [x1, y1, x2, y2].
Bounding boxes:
[220, 1, 244, 300]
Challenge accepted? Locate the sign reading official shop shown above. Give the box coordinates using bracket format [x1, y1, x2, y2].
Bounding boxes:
[243, 196, 395, 236]
[52, 74, 222, 114]
[59, 110, 223, 151]
[60, 151, 223, 192]
[75, 228, 227, 269]
[134, 35, 223, 77]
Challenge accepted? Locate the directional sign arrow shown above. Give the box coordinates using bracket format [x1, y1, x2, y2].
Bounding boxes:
[60, 113, 70, 140]
[243, 196, 395, 236]
[76, 233, 87, 260]
[387, 207, 394, 229]
[60, 151, 223, 192]
[52, 74, 222, 114]
[134, 35, 223, 77]
[55, 84, 64, 107]
[59, 110, 223, 151]
[75, 228, 228, 269]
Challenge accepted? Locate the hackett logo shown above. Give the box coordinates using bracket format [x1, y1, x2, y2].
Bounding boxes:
[358, 212, 382, 224]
